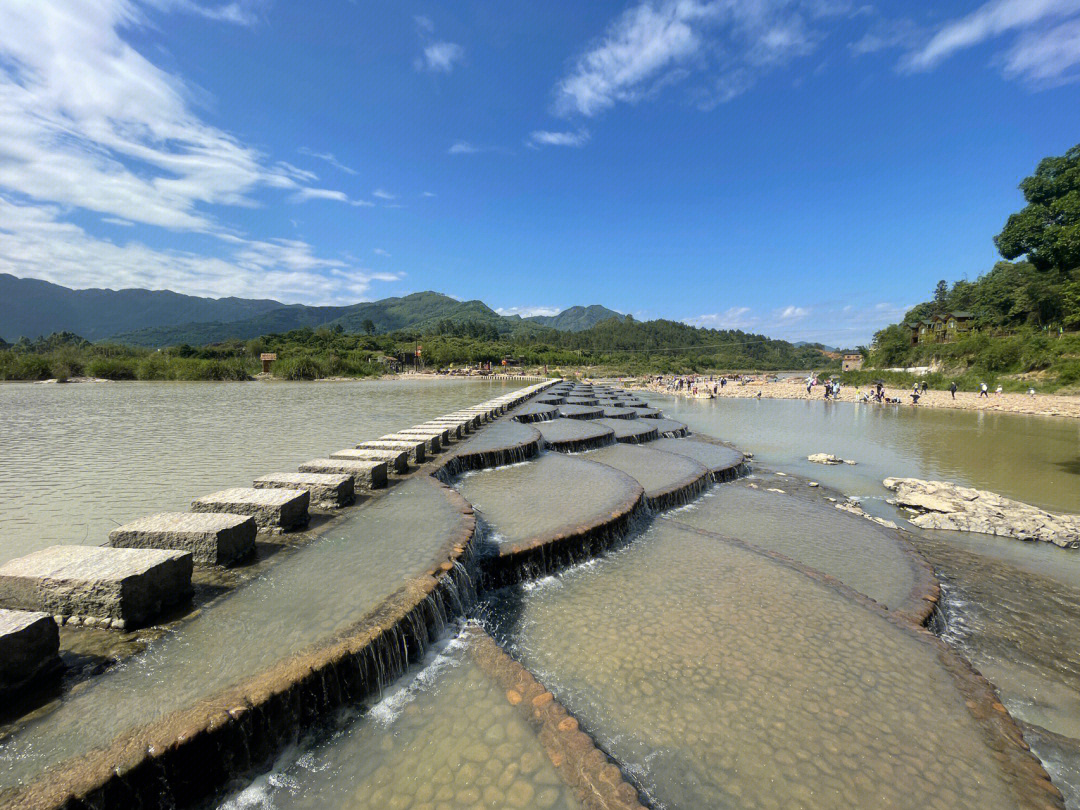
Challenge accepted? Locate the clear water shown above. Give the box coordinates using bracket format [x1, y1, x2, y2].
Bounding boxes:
[0, 379, 528, 564]
[668, 484, 917, 608]
[534, 418, 613, 447]
[593, 417, 657, 442]
[0, 478, 468, 788]
[580, 444, 707, 503]
[219, 628, 581, 810]
[497, 520, 1020, 810]
[455, 453, 640, 548]
[452, 419, 540, 455]
[647, 437, 743, 474]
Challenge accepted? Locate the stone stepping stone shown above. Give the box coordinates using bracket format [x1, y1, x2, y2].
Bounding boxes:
[192, 487, 309, 532]
[109, 511, 256, 566]
[330, 447, 408, 474]
[595, 417, 659, 444]
[298, 458, 388, 490]
[0, 609, 60, 695]
[648, 439, 745, 481]
[253, 472, 354, 509]
[357, 438, 427, 463]
[0, 545, 192, 628]
[413, 422, 463, 439]
[384, 431, 442, 453]
[649, 417, 688, 438]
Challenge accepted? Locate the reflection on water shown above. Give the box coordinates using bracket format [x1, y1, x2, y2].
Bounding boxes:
[220, 628, 581, 810]
[648, 394, 1080, 513]
[0, 379, 527, 564]
[669, 485, 917, 608]
[496, 520, 1020, 810]
[455, 453, 640, 547]
[0, 478, 466, 788]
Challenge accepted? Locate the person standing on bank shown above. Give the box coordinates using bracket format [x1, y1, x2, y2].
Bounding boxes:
[950, 381, 957, 399]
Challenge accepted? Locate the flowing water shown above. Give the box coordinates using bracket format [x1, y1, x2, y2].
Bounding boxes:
[593, 417, 657, 442]
[534, 418, 614, 448]
[667, 484, 917, 608]
[580, 444, 707, 506]
[455, 453, 640, 548]
[0, 478, 470, 788]
[219, 627, 581, 810]
[0, 379, 528, 564]
[647, 437, 743, 475]
[494, 519, 1023, 810]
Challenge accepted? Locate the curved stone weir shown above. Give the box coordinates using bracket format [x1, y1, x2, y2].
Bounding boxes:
[600, 406, 638, 420]
[643, 416, 686, 437]
[594, 417, 659, 444]
[557, 404, 605, 420]
[0, 478, 478, 807]
[433, 420, 542, 479]
[535, 419, 615, 452]
[666, 484, 936, 616]
[217, 624, 645, 810]
[646, 437, 746, 481]
[512, 402, 560, 423]
[455, 453, 645, 589]
[491, 519, 1061, 810]
[581, 444, 710, 511]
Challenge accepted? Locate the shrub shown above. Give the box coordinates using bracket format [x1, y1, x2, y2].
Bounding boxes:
[87, 357, 137, 380]
[274, 355, 324, 380]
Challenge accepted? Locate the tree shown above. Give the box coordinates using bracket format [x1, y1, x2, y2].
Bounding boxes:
[995, 143, 1080, 277]
[362, 318, 376, 335]
[933, 280, 949, 311]
[870, 324, 912, 367]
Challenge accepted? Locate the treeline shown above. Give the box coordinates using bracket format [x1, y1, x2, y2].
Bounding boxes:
[869, 142, 1080, 389]
[0, 317, 831, 382]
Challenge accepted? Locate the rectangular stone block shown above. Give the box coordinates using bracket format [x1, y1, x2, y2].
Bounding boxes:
[192, 487, 309, 532]
[416, 422, 463, 439]
[253, 472, 354, 508]
[109, 512, 256, 566]
[0, 609, 60, 694]
[393, 429, 446, 451]
[357, 439, 426, 463]
[330, 447, 408, 474]
[298, 458, 388, 490]
[0, 546, 193, 627]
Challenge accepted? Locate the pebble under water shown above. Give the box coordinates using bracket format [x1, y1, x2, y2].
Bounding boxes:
[494, 518, 1023, 810]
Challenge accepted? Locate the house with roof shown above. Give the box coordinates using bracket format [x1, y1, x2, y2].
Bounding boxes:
[907, 312, 974, 345]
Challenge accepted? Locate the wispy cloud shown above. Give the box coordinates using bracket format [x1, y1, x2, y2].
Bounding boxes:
[527, 129, 591, 148]
[373, 248, 391, 257]
[419, 41, 464, 72]
[291, 187, 373, 206]
[552, 0, 837, 117]
[372, 188, 395, 200]
[776, 305, 810, 321]
[900, 0, 1080, 84]
[683, 307, 757, 330]
[496, 305, 563, 318]
[297, 147, 357, 175]
[421, 191, 437, 197]
[449, 141, 481, 155]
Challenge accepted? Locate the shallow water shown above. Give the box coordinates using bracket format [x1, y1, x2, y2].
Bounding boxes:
[452, 419, 539, 455]
[0, 379, 528, 564]
[646, 437, 743, 475]
[0, 478, 468, 788]
[648, 393, 1080, 512]
[581, 444, 707, 504]
[534, 418, 613, 447]
[496, 520, 1021, 810]
[668, 484, 917, 608]
[219, 628, 581, 810]
[593, 417, 657, 442]
[455, 453, 640, 547]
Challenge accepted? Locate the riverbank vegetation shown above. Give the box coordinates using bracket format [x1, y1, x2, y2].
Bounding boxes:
[867, 143, 1080, 392]
[0, 319, 832, 382]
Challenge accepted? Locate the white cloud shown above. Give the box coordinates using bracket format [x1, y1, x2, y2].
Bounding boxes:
[372, 188, 395, 200]
[901, 0, 1080, 82]
[776, 305, 810, 321]
[373, 248, 391, 257]
[448, 141, 481, 155]
[496, 305, 563, 318]
[553, 0, 834, 117]
[0, 197, 401, 304]
[421, 191, 436, 197]
[683, 307, 757, 330]
[419, 41, 464, 73]
[414, 15, 435, 34]
[297, 147, 357, 175]
[291, 187, 373, 206]
[527, 129, 591, 148]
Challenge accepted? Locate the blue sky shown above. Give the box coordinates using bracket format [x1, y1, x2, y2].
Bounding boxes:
[1, 1, 1078, 344]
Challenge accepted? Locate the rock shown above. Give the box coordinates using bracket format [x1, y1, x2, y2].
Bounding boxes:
[253, 472, 354, 509]
[298, 458, 388, 490]
[808, 453, 855, 465]
[0, 609, 60, 694]
[882, 477, 1080, 548]
[0, 545, 193, 626]
[192, 487, 309, 532]
[109, 511, 257, 565]
[808, 482, 819, 488]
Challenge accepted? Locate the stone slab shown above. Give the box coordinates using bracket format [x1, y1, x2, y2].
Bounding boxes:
[382, 431, 441, 453]
[0, 545, 192, 627]
[298, 458, 388, 490]
[414, 422, 463, 439]
[0, 609, 60, 694]
[398, 427, 451, 444]
[330, 447, 408, 474]
[253, 472, 354, 509]
[357, 439, 426, 463]
[192, 487, 309, 532]
[109, 511, 256, 566]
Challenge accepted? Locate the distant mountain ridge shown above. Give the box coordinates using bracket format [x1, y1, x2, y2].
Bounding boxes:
[0, 274, 625, 346]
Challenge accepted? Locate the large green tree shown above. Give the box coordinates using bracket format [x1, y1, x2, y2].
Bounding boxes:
[995, 143, 1080, 278]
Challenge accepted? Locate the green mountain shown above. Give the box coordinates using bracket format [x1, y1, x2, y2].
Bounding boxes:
[0, 273, 284, 342]
[526, 304, 625, 331]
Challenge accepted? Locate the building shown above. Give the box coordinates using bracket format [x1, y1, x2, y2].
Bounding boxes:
[907, 312, 974, 345]
[841, 354, 864, 372]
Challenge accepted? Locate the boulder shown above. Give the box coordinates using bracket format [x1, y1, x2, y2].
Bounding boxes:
[883, 477, 1080, 549]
